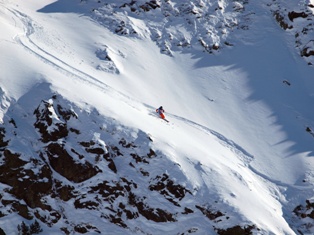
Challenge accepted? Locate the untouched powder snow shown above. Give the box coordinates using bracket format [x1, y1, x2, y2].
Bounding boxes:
[0, 0, 314, 234]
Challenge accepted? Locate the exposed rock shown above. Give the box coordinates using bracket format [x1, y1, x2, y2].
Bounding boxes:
[34, 100, 69, 143]
[288, 11, 308, 22]
[273, 11, 292, 30]
[92, 0, 253, 55]
[0, 127, 8, 148]
[301, 40, 314, 57]
[0, 92, 262, 233]
[109, 145, 123, 157]
[195, 204, 224, 221]
[74, 223, 101, 234]
[139, 0, 161, 12]
[216, 225, 257, 235]
[119, 138, 136, 148]
[270, 1, 314, 65]
[130, 153, 149, 163]
[114, 20, 137, 36]
[147, 148, 156, 158]
[11, 201, 33, 220]
[81, 141, 106, 154]
[52, 180, 75, 201]
[149, 173, 191, 206]
[103, 214, 128, 228]
[17, 220, 42, 235]
[46, 143, 100, 183]
[34, 209, 61, 227]
[74, 197, 99, 210]
[80, 140, 117, 173]
[90, 178, 136, 201]
[293, 199, 314, 219]
[128, 192, 176, 222]
[57, 104, 78, 121]
[182, 207, 194, 215]
[0, 150, 53, 210]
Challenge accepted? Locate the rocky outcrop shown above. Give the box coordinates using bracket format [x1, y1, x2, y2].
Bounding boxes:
[273, 10, 292, 30]
[294, 199, 314, 219]
[271, 0, 314, 65]
[34, 100, 69, 143]
[0, 93, 263, 234]
[293, 199, 314, 234]
[91, 0, 314, 65]
[149, 173, 192, 206]
[0, 149, 52, 211]
[0, 128, 8, 148]
[216, 225, 257, 235]
[92, 0, 252, 55]
[45, 142, 100, 183]
[288, 11, 308, 22]
[301, 40, 314, 58]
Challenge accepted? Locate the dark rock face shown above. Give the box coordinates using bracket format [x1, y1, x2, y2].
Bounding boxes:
[33, 98, 101, 183]
[120, 0, 161, 12]
[0, 94, 116, 231]
[149, 173, 192, 206]
[0, 128, 8, 148]
[0, 93, 262, 234]
[216, 225, 257, 235]
[96, 0, 314, 65]
[196, 204, 224, 221]
[139, 0, 161, 12]
[273, 11, 292, 30]
[128, 192, 176, 222]
[288, 11, 308, 22]
[301, 40, 314, 58]
[293, 199, 314, 229]
[34, 100, 69, 143]
[3, 84, 310, 234]
[91, 0, 252, 56]
[271, 1, 314, 65]
[0, 149, 52, 210]
[46, 142, 100, 183]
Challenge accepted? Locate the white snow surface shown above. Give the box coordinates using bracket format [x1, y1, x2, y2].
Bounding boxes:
[0, 0, 314, 234]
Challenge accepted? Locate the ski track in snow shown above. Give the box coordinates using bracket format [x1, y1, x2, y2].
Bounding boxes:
[9, 4, 285, 199]
[2, 1, 314, 234]
[172, 113, 313, 192]
[6, 6, 146, 112]
[8, 0, 309, 181]
[168, 112, 254, 165]
[9, 4, 256, 169]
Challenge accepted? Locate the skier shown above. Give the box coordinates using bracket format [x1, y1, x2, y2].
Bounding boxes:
[156, 106, 165, 120]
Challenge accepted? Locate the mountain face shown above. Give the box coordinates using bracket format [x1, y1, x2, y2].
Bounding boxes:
[0, 0, 314, 234]
[0, 84, 258, 234]
[88, 0, 314, 63]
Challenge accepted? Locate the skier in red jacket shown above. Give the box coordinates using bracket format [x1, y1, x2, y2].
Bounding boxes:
[156, 106, 165, 119]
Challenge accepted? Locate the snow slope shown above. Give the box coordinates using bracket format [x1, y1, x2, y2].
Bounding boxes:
[0, 0, 314, 234]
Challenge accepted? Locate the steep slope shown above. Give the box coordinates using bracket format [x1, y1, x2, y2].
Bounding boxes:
[0, 0, 314, 234]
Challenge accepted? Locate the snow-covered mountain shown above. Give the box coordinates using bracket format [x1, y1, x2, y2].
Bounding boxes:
[0, 0, 314, 234]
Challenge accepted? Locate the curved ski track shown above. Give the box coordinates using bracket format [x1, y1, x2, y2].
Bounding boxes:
[7, 7, 141, 109]
[6, 4, 280, 189]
